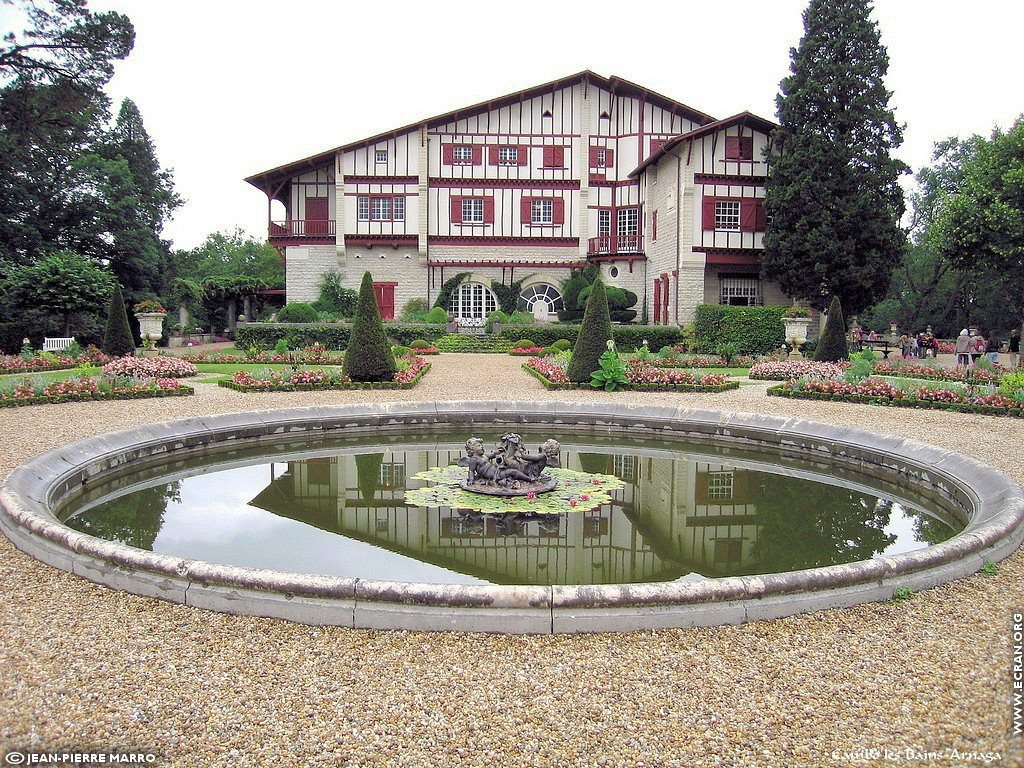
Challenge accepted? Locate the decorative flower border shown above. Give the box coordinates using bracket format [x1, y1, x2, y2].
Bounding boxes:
[522, 363, 739, 393]
[0, 385, 194, 409]
[767, 383, 1024, 417]
[218, 361, 431, 392]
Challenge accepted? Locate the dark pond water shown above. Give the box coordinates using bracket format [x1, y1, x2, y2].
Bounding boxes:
[59, 432, 963, 586]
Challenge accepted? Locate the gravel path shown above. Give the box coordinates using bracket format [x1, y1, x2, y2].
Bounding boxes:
[1, 354, 1021, 768]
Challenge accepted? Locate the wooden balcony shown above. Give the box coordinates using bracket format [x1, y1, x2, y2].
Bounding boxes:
[269, 219, 336, 241]
[587, 234, 643, 255]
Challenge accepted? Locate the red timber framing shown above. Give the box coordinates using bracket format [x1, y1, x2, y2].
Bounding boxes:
[346, 235, 417, 249]
[700, 197, 766, 232]
[695, 248, 762, 266]
[428, 236, 577, 247]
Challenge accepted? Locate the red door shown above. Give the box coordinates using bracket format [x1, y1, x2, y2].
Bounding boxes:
[373, 283, 396, 321]
[305, 197, 329, 236]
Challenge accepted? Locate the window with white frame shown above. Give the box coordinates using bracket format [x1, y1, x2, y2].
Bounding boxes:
[359, 196, 405, 222]
[379, 462, 406, 488]
[462, 198, 484, 223]
[517, 283, 564, 314]
[612, 454, 637, 483]
[598, 209, 611, 238]
[720, 275, 762, 306]
[375, 149, 387, 163]
[715, 200, 741, 230]
[617, 208, 638, 237]
[370, 197, 391, 221]
[497, 146, 519, 164]
[596, 148, 608, 168]
[707, 471, 734, 501]
[357, 197, 369, 221]
[452, 145, 473, 163]
[531, 198, 553, 224]
[392, 196, 405, 221]
[449, 282, 498, 320]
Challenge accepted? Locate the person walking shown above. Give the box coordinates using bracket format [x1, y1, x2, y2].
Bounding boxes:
[969, 329, 985, 366]
[955, 329, 971, 367]
[1009, 329, 1021, 368]
[985, 331, 1001, 364]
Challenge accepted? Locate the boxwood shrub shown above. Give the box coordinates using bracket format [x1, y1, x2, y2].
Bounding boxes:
[499, 325, 683, 350]
[236, 323, 446, 350]
[693, 305, 787, 355]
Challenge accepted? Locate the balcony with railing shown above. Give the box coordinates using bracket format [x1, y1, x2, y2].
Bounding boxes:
[587, 234, 643, 255]
[268, 219, 336, 242]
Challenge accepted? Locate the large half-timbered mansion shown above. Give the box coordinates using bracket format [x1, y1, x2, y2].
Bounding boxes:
[245, 71, 786, 325]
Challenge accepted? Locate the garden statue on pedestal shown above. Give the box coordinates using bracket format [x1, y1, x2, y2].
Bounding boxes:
[458, 434, 561, 497]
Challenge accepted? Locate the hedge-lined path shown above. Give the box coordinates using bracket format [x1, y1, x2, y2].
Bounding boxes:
[1, 353, 1020, 768]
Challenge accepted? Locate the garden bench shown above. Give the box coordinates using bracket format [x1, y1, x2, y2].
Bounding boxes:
[42, 337, 75, 352]
[858, 339, 896, 358]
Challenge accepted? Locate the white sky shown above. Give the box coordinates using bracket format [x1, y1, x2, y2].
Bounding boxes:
[5, 0, 1024, 250]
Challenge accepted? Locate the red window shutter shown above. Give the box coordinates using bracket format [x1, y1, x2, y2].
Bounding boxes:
[652, 210, 658, 240]
[450, 196, 462, 224]
[755, 201, 767, 231]
[725, 136, 740, 159]
[702, 197, 717, 229]
[552, 198, 565, 225]
[589, 147, 600, 167]
[521, 197, 532, 223]
[488, 146, 500, 165]
[546, 146, 563, 168]
[740, 137, 754, 161]
[740, 201, 757, 232]
[471, 146, 482, 165]
[483, 197, 494, 224]
[695, 473, 709, 504]
[604, 148, 614, 167]
[443, 145, 454, 164]
[517, 146, 527, 166]
[542, 146, 553, 167]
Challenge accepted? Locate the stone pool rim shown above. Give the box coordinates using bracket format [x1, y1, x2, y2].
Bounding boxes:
[1, 401, 1021, 634]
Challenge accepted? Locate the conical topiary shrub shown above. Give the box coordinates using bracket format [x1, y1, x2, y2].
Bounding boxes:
[102, 284, 135, 357]
[813, 295, 849, 362]
[343, 272, 397, 382]
[566, 276, 613, 383]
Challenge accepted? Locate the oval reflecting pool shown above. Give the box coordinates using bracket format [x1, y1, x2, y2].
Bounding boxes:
[58, 432, 963, 587]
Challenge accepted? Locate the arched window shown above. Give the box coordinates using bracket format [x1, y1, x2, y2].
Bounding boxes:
[449, 282, 497, 320]
[518, 283, 564, 317]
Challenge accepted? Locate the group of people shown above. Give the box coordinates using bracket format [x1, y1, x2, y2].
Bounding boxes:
[895, 330, 941, 360]
[954, 328, 1021, 368]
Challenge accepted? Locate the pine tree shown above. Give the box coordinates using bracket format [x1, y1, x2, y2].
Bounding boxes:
[343, 272, 396, 382]
[762, 0, 908, 315]
[814, 295, 849, 362]
[102, 283, 135, 356]
[566, 276, 613, 383]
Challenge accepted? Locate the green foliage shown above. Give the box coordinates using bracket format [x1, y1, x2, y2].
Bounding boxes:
[400, 298, 429, 320]
[276, 302, 319, 323]
[490, 275, 532, 315]
[814, 295, 849, 362]
[343, 272, 397, 382]
[0, 323, 27, 354]
[590, 349, 629, 391]
[891, 586, 916, 602]
[566, 277, 613, 383]
[558, 265, 599, 322]
[782, 306, 811, 318]
[314, 271, 359, 317]
[998, 372, 1024, 403]
[513, 339, 536, 349]
[762, 0, 908, 315]
[273, 339, 289, 355]
[102, 284, 135, 356]
[236, 323, 444, 351]
[3, 251, 114, 336]
[507, 310, 534, 325]
[355, 453, 383, 505]
[550, 339, 572, 351]
[980, 559, 998, 577]
[693, 305, 787, 354]
[485, 310, 509, 333]
[409, 339, 431, 349]
[426, 306, 450, 324]
[391, 345, 412, 357]
[432, 334, 514, 353]
[844, 350, 875, 383]
[714, 342, 740, 363]
[499, 324, 684, 350]
[432, 272, 470, 310]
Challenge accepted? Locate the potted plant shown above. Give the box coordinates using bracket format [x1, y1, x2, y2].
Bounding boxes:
[782, 306, 813, 359]
[132, 301, 168, 350]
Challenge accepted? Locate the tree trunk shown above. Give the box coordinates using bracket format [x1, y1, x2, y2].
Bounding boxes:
[61, 314, 71, 337]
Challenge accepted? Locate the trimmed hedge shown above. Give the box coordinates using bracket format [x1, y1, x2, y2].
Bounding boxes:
[344, 272, 397, 382]
[218, 363, 430, 392]
[693, 305, 787, 355]
[433, 334, 514, 353]
[0, 387, 194, 409]
[566, 277, 612, 382]
[236, 323, 446, 350]
[499, 325, 684, 349]
[814, 295, 849, 362]
[103, 285, 136, 357]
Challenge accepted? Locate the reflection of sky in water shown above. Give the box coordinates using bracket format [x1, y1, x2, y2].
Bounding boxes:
[154, 464, 487, 585]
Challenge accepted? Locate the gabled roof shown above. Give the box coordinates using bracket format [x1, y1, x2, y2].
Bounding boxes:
[629, 111, 778, 178]
[245, 70, 717, 191]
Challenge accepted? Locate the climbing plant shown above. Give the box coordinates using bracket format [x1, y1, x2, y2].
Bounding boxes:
[432, 272, 471, 310]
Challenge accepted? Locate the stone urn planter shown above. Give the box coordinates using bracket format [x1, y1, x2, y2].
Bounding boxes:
[783, 317, 813, 359]
[135, 312, 166, 350]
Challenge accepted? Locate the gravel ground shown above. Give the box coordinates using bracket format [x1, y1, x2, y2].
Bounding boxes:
[1, 354, 1021, 768]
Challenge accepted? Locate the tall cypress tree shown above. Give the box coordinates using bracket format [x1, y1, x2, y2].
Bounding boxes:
[102, 283, 135, 356]
[566, 277, 612, 383]
[762, 0, 908, 315]
[343, 271, 396, 382]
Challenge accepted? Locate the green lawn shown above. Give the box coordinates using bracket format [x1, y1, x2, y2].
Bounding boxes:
[190, 362, 333, 384]
[0, 366, 102, 383]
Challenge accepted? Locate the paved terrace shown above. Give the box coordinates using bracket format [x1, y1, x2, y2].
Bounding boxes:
[1, 354, 1020, 767]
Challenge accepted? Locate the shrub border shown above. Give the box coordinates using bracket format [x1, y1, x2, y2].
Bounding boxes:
[217, 362, 431, 392]
[523, 364, 740, 393]
[767, 383, 1024, 417]
[0, 387, 194, 409]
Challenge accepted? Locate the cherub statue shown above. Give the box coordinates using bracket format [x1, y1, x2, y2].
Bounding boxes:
[458, 437, 533, 487]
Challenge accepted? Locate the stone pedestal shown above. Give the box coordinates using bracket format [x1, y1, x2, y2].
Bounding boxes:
[784, 317, 813, 359]
[136, 312, 166, 350]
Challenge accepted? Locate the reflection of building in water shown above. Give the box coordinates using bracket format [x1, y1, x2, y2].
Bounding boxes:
[250, 447, 891, 584]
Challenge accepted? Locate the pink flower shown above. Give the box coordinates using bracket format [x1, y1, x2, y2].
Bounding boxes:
[580, 494, 590, 500]
[526, 492, 536, 499]
[592, 478, 601, 484]
[569, 499, 578, 506]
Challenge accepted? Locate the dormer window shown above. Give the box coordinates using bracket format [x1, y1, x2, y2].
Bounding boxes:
[725, 136, 754, 161]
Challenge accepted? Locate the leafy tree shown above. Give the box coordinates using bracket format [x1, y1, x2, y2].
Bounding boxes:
[315, 271, 359, 316]
[3, 251, 113, 336]
[71, 482, 178, 550]
[762, 0, 908, 315]
[934, 118, 1024, 336]
[102, 283, 135, 356]
[566, 277, 613, 383]
[813, 295, 849, 361]
[343, 272, 397, 382]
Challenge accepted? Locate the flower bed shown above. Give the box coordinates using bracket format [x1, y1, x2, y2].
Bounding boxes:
[218, 356, 430, 392]
[0, 348, 112, 375]
[102, 356, 198, 378]
[408, 346, 439, 355]
[748, 359, 849, 380]
[0, 376, 192, 408]
[181, 344, 346, 365]
[768, 377, 1024, 417]
[509, 347, 545, 356]
[523, 358, 738, 392]
[651, 353, 729, 368]
[872, 360, 1006, 384]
